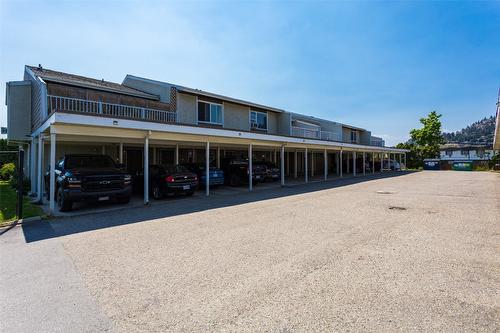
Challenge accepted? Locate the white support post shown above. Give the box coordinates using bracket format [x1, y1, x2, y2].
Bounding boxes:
[324, 149, 328, 181]
[286, 150, 290, 175]
[380, 152, 384, 172]
[274, 149, 277, 164]
[37, 135, 44, 202]
[206, 141, 210, 196]
[280, 145, 285, 186]
[144, 136, 149, 205]
[175, 144, 179, 165]
[304, 148, 308, 183]
[347, 152, 350, 174]
[192, 148, 196, 163]
[363, 152, 366, 176]
[119, 142, 124, 164]
[404, 153, 407, 170]
[102, 145, 106, 155]
[152, 147, 157, 164]
[217, 146, 220, 169]
[49, 133, 56, 215]
[336, 152, 340, 176]
[372, 152, 375, 174]
[311, 151, 315, 178]
[294, 150, 298, 179]
[340, 149, 343, 178]
[353, 151, 357, 176]
[248, 143, 253, 191]
[30, 137, 36, 194]
[399, 153, 402, 171]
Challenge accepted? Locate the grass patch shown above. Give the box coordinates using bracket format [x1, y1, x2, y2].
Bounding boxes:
[0, 180, 44, 225]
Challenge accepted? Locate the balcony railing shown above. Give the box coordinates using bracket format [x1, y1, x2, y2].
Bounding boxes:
[47, 95, 176, 123]
[291, 126, 340, 142]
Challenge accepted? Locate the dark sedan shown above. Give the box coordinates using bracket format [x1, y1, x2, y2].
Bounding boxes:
[181, 163, 224, 187]
[255, 161, 280, 182]
[132, 165, 198, 199]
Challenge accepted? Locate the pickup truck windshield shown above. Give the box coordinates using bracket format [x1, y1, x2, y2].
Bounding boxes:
[66, 156, 117, 169]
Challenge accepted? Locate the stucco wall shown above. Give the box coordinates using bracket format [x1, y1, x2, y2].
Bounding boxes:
[277, 113, 292, 136]
[267, 112, 279, 135]
[177, 93, 197, 125]
[360, 131, 371, 145]
[6, 81, 31, 141]
[342, 127, 361, 144]
[224, 102, 249, 131]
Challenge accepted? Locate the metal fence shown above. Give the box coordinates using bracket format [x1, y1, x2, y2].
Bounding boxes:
[47, 95, 177, 123]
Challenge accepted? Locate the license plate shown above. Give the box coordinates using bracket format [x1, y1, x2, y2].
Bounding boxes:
[182, 185, 190, 190]
[256, 175, 261, 179]
[98, 196, 109, 201]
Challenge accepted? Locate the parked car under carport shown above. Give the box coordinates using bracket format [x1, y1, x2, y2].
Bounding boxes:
[132, 165, 198, 199]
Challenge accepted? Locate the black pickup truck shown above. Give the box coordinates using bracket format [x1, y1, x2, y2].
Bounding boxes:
[44, 154, 132, 211]
[221, 158, 267, 186]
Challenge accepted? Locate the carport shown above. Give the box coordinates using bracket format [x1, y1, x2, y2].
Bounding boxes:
[31, 113, 407, 215]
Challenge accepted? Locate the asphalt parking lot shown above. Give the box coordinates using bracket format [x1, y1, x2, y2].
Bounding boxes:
[1, 171, 499, 332]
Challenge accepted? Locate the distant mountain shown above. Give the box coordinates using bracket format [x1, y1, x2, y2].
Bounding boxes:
[442, 116, 495, 146]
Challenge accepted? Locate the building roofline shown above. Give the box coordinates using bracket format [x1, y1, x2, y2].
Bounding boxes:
[27, 66, 160, 100]
[123, 74, 285, 113]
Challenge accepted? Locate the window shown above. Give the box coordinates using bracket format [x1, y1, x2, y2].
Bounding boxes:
[350, 130, 357, 142]
[250, 110, 268, 130]
[461, 149, 469, 156]
[198, 101, 222, 125]
[445, 150, 453, 157]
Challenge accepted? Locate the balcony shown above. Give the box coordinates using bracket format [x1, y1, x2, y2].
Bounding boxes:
[47, 95, 176, 124]
[291, 126, 340, 142]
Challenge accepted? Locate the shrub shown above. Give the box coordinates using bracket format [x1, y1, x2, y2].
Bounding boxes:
[9, 176, 31, 194]
[474, 164, 489, 171]
[489, 153, 500, 170]
[0, 163, 16, 180]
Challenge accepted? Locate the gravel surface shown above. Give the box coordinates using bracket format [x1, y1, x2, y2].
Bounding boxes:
[1, 171, 499, 332]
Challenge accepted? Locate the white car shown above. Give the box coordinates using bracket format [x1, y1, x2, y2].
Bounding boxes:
[383, 159, 401, 171]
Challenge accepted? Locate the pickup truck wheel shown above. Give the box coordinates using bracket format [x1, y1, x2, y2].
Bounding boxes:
[230, 174, 240, 186]
[57, 187, 73, 212]
[152, 186, 162, 200]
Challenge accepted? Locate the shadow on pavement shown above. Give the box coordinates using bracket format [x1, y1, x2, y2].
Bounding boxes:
[22, 171, 414, 243]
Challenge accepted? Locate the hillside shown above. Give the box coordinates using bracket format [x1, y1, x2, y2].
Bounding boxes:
[442, 116, 495, 146]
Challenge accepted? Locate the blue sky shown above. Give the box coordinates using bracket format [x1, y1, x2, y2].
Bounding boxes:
[1, 1, 499, 145]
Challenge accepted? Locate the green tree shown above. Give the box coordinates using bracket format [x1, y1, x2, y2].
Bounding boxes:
[396, 111, 444, 168]
[395, 142, 420, 169]
[0, 139, 17, 167]
[409, 111, 444, 159]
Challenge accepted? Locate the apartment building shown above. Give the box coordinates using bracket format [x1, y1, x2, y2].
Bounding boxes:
[6, 65, 407, 214]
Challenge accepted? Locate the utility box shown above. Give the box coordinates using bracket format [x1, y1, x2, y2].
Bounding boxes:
[452, 161, 473, 171]
[6, 81, 31, 142]
[423, 159, 441, 170]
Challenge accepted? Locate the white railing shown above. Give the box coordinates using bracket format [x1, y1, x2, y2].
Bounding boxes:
[47, 95, 176, 123]
[291, 126, 340, 142]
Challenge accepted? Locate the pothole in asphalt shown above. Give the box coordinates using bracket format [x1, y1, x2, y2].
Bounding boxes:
[389, 206, 407, 211]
